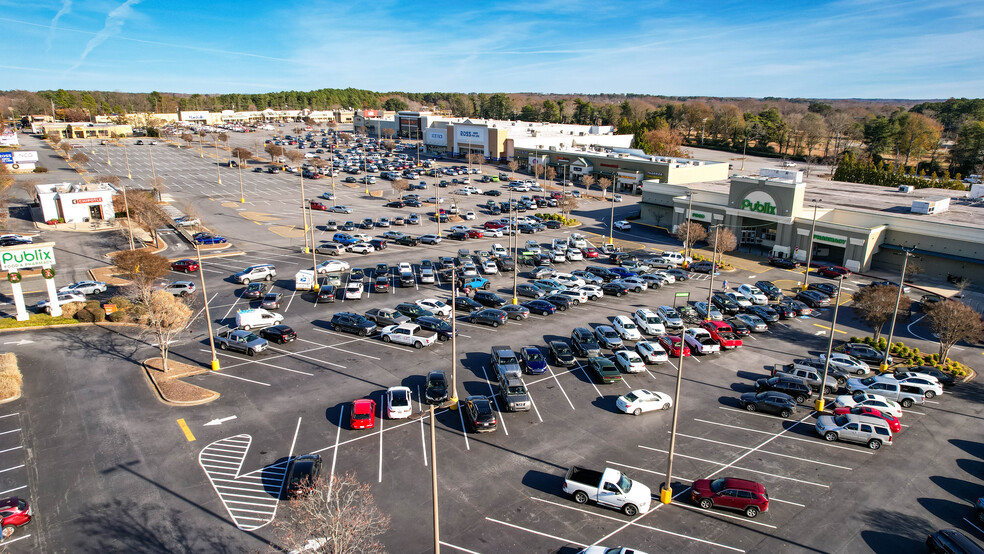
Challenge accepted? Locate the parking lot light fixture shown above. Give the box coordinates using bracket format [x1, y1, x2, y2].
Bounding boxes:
[802, 199, 822, 290]
[309, 206, 320, 292]
[120, 135, 131, 179]
[105, 138, 112, 166]
[430, 403, 440, 552]
[881, 249, 915, 371]
[196, 244, 220, 371]
[661, 321, 687, 504]
[816, 275, 844, 413]
[706, 225, 720, 309]
[449, 271, 459, 410]
[299, 168, 310, 254]
[213, 135, 222, 185]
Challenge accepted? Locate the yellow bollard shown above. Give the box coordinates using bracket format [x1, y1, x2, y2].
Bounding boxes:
[660, 486, 673, 504]
[814, 398, 825, 412]
[211, 359, 221, 371]
[449, 396, 459, 410]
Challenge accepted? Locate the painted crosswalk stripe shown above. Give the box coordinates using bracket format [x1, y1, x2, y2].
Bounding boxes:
[199, 434, 285, 531]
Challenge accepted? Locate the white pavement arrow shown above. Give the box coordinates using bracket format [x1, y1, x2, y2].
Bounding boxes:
[3, 339, 34, 346]
[203, 415, 237, 426]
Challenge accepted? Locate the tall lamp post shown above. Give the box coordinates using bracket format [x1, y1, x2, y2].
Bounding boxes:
[149, 145, 161, 202]
[196, 243, 220, 371]
[684, 192, 694, 260]
[510, 188, 518, 304]
[880, 249, 916, 371]
[449, 270, 459, 410]
[706, 225, 721, 308]
[660, 320, 687, 504]
[299, 166, 310, 254]
[237, 153, 245, 203]
[121, 136, 131, 180]
[607, 175, 617, 245]
[802, 198, 822, 290]
[816, 275, 845, 412]
[213, 136, 222, 186]
[701, 118, 708, 145]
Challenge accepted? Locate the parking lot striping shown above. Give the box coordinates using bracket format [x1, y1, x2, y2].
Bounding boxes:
[0, 485, 26, 496]
[673, 433, 853, 470]
[265, 346, 345, 370]
[638, 445, 829, 488]
[812, 323, 846, 334]
[482, 366, 509, 436]
[284, 289, 297, 312]
[0, 428, 22, 436]
[199, 433, 284, 531]
[417, 386, 428, 466]
[963, 518, 984, 536]
[572, 360, 603, 398]
[378, 399, 385, 483]
[219, 349, 320, 374]
[311, 328, 416, 352]
[0, 413, 18, 419]
[605, 460, 690, 482]
[526, 388, 544, 423]
[544, 363, 576, 411]
[457, 407, 471, 451]
[0, 445, 23, 454]
[177, 418, 196, 441]
[695, 418, 875, 455]
[0, 534, 31, 546]
[0, 464, 24, 474]
[528, 496, 746, 552]
[485, 517, 588, 549]
[924, 400, 940, 405]
[718, 406, 803, 421]
[905, 410, 927, 415]
[208, 370, 272, 387]
[769, 497, 807, 507]
[305, 408, 455, 459]
[666, 501, 778, 530]
[440, 541, 483, 554]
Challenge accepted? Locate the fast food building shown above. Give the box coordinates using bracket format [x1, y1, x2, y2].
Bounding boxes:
[34, 182, 118, 224]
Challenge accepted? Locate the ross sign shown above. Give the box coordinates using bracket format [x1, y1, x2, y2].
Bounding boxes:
[71, 197, 103, 205]
[813, 232, 848, 246]
[740, 191, 779, 216]
[0, 244, 56, 271]
[456, 128, 483, 140]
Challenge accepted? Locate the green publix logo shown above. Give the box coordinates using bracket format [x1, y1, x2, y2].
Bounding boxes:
[1, 248, 53, 265]
[741, 199, 777, 215]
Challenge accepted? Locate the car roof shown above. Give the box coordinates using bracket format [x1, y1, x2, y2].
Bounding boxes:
[721, 478, 766, 492]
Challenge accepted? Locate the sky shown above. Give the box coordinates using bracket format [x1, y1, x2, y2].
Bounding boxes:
[0, 0, 982, 99]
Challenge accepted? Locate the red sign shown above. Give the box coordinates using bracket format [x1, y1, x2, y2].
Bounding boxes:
[363, 110, 378, 117]
[71, 197, 102, 205]
[600, 163, 619, 168]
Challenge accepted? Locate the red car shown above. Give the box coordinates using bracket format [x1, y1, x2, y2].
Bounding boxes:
[658, 335, 691, 357]
[832, 405, 901, 432]
[582, 247, 600, 258]
[0, 497, 31, 539]
[691, 477, 769, 518]
[466, 229, 484, 239]
[350, 399, 376, 430]
[170, 258, 199, 273]
[483, 221, 504, 229]
[310, 201, 329, 211]
[817, 265, 851, 278]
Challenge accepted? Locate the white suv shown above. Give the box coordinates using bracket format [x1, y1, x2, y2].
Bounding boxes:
[612, 316, 642, 340]
[234, 264, 276, 284]
[633, 309, 666, 335]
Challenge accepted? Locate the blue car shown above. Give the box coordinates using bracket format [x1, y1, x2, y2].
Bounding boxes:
[608, 267, 638, 279]
[520, 346, 548, 375]
[462, 277, 489, 290]
[332, 233, 359, 245]
[195, 234, 227, 245]
[523, 300, 556, 316]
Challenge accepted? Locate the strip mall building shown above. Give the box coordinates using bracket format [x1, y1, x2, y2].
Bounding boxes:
[640, 170, 984, 280]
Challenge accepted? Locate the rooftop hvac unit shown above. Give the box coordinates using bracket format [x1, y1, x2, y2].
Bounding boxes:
[898, 185, 914, 193]
[911, 197, 950, 214]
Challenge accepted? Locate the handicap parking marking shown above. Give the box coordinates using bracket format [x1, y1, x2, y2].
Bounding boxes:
[198, 434, 285, 531]
[697, 417, 875, 455]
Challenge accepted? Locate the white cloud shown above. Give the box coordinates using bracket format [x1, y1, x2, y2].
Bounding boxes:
[68, 0, 142, 71]
[46, 0, 72, 51]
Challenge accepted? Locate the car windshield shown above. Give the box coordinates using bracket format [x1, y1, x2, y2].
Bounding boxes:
[526, 350, 544, 362]
[833, 415, 849, 426]
[665, 311, 679, 318]
[710, 478, 726, 493]
[507, 385, 527, 395]
[646, 316, 660, 324]
[622, 321, 636, 329]
[244, 333, 260, 342]
[391, 391, 409, 406]
[602, 329, 618, 338]
[623, 392, 638, 402]
[617, 474, 633, 493]
[499, 356, 518, 365]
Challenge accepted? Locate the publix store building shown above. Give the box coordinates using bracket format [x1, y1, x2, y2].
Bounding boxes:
[640, 171, 984, 280]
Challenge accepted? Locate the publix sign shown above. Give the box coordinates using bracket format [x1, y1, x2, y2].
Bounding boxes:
[740, 191, 778, 215]
[0, 244, 56, 271]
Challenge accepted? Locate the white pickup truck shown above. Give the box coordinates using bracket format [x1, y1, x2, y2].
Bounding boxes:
[683, 328, 721, 355]
[562, 466, 651, 517]
[380, 323, 437, 349]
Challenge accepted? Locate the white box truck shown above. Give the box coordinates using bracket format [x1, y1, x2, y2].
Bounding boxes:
[295, 269, 315, 291]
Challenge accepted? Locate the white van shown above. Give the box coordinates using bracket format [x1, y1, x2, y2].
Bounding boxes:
[236, 308, 284, 330]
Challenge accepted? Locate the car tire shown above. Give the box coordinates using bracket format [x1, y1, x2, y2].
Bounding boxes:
[242, 278, 251, 285]
[243, 324, 251, 331]
[661, 403, 671, 411]
[265, 275, 272, 281]
[359, 329, 367, 337]
[795, 395, 806, 403]
[868, 439, 882, 450]
[744, 403, 756, 412]
[901, 398, 913, 408]
[698, 498, 713, 510]
[382, 335, 392, 343]
[219, 342, 228, 350]
[856, 369, 866, 376]
[824, 386, 834, 395]
[824, 431, 838, 442]
[836, 376, 847, 387]
[184, 269, 190, 273]
[247, 349, 255, 357]
[744, 506, 759, 518]
[780, 409, 792, 418]
[622, 503, 639, 517]
[414, 341, 423, 349]
[492, 321, 500, 328]
[925, 391, 936, 399]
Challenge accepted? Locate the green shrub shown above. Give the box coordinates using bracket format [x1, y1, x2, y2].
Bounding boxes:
[0, 313, 79, 329]
[90, 308, 106, 323]
[33, 166, 48, 173]
[107, 311, 126, 323]
[108, 296, 133, 312]
[75, 309, 94, 323]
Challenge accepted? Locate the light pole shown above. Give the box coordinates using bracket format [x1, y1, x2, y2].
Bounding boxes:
[121, 136, 131, 179]
[449, 270, 459, 410]
[701, 118, 708, 145]
[802, 199, 822, 290]
[149, 145, 160, 202]
[705, 225, 721, 308]
[300, 163, 310, 253]
[213, 136, 222, 185]
[607, 175, 617, 245]
[880, 249, 915, 371]
[105, 138, 112, 166]
[430, 402, 440, 553]
[511, 188, 518, 304]
[660, 320, 687, 504]
[198, 131, 204, 158]
[684, 192, 694, 260]
[237, 153, 245, 203]
[119, 179, 135, 250]
[816, 275, 844, 412]
[309, 204, 319, 291]
[196, 243, 220, 371]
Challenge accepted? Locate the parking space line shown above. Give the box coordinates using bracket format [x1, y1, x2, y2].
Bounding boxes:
[572, 361, 603, 398]
[0, 485, 26, 495]
[482, 366, 509, 436]
[208, 371, 272, 387]
[638, 445, 829, 488]
[905, 410, 926, 415]
[667, 501, 778, 530]
[311, 328, 414, 352]
[963, 518, 984, 536]
[673, 433, 853, 470]
[265, 346, 344, 370]
[284, 289, 297, 312]
[605, 460, 690, 481]
[418, 386, 428, 466]
[0, 413, 18, 419]
[0, 446, 23, 454]
[219, 349, 319, 374]
[0, 464, 24, 473]
[770, 497, 807, 507]
[718, 406, 800, 421]
[326, 406, 345, 498]
[440, 541, 482, 554]
[0, 428, 22, 436]
[457, 406, 471, 451]
[527, 388, 544, 423]
[0, 534, 31, 546]
[695, 418, 875, 455]
[529, 497, 746, 552]
[378, 398, 385, 483]
[485, 517, 587, 548]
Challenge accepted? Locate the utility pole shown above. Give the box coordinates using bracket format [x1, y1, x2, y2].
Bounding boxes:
[196, 243, 220, 371]
[881, 249, 914, 371]
[660, 319, 687, 504]
[685, 192, 694, 260]
[299, 167, 309, 253]
[706, 225, 720, 308]
[816, 276, 844, 412]
[430, 403, 440, 553]
[450, 270, 459, 409]
[121, 136, 131, 179]
[802, 199, 822, 290]
[511, 188, 518, 304]
[237, 154, 245, 203]
[149, 146, 160, 202]
[214, 136, 222, 185]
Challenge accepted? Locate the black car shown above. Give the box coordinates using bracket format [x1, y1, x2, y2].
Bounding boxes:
[689, 261, 718, 273]
[469, 308, 507, 327]
[926, 529, 984, 554]
[725, 317, 751, 336]
[754, 280, 785, 301]
[372, 276, 390, 293]
[585, 266, 617, 281]
[242, 282, 268, 299]
[417, 316, 454, 341]
[601, 282, 628, 297]
[711, 293, 742, 315]
[768, 256, 799, 270]
[544, 220, 562, 229]
[773, 303, 797, 319]
[746, 305, 779, 323]
[796, 290, 830, 308]
[369, 239, 388, 250]
[454, 296, 483, 312]
[496, 256, 515, 272]
[316, 285, 337, 303]
[395, 303, 433, 321]
[385, 201, 405, 208]
[754, 375, 812, 403]
[374, 263, 390, 276]
[523, 300, 556, 315]
[284, 454, 322, 497]
[425, 370, 449, 404]
[474, 291, 507, 308]
[780, 298, 812, 316]
[395, 235, 420, 246]
[842, 343, 890, 364]
[329, 312, 377, 336]
[544, 294, 573, 311]
[447, 231, 468, 241]
[349, 267, 366, 282]
[808, 282, 838, 297]
[738, 391, 796, 418]
[341, 221, 357, 231]
[548, 340, 577, 367]
[260, 324, 297, 344]
[463, 396, 497, 433]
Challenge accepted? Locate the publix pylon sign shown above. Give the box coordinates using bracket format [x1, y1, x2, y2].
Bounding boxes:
[0, 244, 56, 271]
[740, 191, 779, 216]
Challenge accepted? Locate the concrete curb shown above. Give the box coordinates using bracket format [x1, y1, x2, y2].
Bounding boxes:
[142, 358, 220, 407]
[0, 391, 22, 405]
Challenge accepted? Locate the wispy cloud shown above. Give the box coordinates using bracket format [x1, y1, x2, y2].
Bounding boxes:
[45, 0, 72, 52]
[68, 0, 142, 71]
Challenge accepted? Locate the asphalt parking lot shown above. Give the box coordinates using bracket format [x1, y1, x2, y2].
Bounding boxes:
[4, 130, 984, 552]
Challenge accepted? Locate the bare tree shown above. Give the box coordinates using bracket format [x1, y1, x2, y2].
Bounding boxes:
[708, 227, 738, 257]
[46, 132, 61, 145]
[58, 142, 73, 157]
[381, 141, 396, 152]
[231, 147, 253, 167]
[925, 300, 984, 362]
[180, 133, 195, 148]
[597, 177, 612, 198]
[111, 249, 172, 303]
[544, 166, 557, 182]
[272, 472, 390, 554]
[581, 174, 595, 193]
[391, 178, 409, 199]
[265, 144, 285, 162]
[127, 189, 170, 243]
[70, 152, 90, 164]
[285, 149, 304, 169]
[852, 285, 911, 339]
[381, 128, 396, 141]
[339, 132, 353, 142]
[142, 290, 192, 372]
[558, 195, 580, 218]
[507, 161, 519, 173]
[674, 221, 707, 258]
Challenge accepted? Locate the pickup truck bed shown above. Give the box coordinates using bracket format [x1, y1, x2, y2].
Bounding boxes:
[566, 466, 604, 486]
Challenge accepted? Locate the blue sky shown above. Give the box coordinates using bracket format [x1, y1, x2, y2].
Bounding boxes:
[1, 0, 982, 98]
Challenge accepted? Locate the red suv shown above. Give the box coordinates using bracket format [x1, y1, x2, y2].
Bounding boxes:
[465, 229, 484, 239]
[170, 259, 200, 273]
[0, 497, 32, 539]
[691, 477, 769, 518]
[817, 265, 851, 278]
